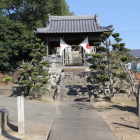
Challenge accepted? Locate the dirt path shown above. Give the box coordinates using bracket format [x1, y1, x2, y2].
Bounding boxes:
[92, 98, 140, 140]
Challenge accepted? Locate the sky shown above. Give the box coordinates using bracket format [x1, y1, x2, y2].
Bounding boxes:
[66, 0, 140, 50]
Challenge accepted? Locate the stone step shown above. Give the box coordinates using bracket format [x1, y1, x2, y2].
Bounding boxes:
[61, 97, 89, 102]
[56, 71, 93, 101]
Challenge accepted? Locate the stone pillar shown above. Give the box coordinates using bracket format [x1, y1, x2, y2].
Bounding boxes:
[0, 109, 9, 135]
[0, 111, 3, 135]
[17, 95, 24, 133]
[51, 54, 56, 68]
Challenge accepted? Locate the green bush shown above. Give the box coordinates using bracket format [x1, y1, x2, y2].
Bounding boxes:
[13, 95, 17, 97]
[31, 72, 39, 76]
[112, 44, 120, 50]
[115, 38, 122, 42]
[87, 58, 94, 63]
[93, 42, 100, 46]
[22, 64, 30, 69]
[99, 65, 106, 70]
[103, 32, 112, 38]
[96, 46, 107, 52]
[43, 72, 49, 76]
[38, 64, 44, 68]
[119, 46, 125, 51]
[90, 64, 98, 69]
[121, 56, 128, 62]
[96, 75, 109, 82]
[92, 53, 105, 58]
[40, 45, 46, 48]
[33, 60, 39, 63]
[120, 43, 125, 46]
[120, 90, 126, 93]
[41, 61, 49, 64]
[115, 87, 120, 90]
[29, 53, 36, 57]
[112, 33, 120, 38]
[5, 76, 12, 85]
[118, 73, 126, 79]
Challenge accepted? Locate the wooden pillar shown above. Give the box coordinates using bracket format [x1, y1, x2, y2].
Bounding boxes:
[62, 49, 64, 66]
[46, 37, 49, 59]
[17, 95, 24, 133]
[83, 49, 86, 66]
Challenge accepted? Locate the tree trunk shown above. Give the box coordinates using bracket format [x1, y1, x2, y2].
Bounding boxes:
[137, 80, 140, 116]
[110, 94, 114, 102]
[109, 73, 114, 102]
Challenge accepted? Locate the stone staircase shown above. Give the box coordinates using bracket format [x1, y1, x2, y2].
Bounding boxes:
[57, 71, 93, 101]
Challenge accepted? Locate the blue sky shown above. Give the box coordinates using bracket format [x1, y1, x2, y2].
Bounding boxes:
[66, 0, 140, 50]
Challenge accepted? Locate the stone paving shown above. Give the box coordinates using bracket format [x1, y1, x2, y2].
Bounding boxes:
[48, 101, 118, 140]
[0, 96, 118, 140]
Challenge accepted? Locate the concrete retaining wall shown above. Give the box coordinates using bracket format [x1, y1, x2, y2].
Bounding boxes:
[0, 89, 12, 96]
[0, 109, 9, 135]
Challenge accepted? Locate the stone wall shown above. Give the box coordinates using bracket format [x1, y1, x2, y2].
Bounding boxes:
[0, 89, 12, 96]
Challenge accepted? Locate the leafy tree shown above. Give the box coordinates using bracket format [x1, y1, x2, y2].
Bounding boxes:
[0, 0, 73, 73]
[19, 38, 50, 98]
[0, 15, 32, 72]
[1, 0, 73, 29]
[87, 32, 131, 101]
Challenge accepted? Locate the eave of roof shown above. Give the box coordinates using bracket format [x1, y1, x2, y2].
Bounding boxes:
[34, 14, 113, 34]
[129, 49, 140, 58]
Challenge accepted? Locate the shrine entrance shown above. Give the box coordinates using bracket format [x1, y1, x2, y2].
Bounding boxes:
[64, 45, 84, 66]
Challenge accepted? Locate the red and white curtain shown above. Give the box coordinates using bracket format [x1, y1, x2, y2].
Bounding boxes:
[60, 39, 69, 56]
[59, 37, 90, 55]
[79, 37, 90, 54]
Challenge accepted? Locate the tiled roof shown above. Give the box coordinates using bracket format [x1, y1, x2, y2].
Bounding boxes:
[35, 14, 113, 33]
[129, 49, 140, 58]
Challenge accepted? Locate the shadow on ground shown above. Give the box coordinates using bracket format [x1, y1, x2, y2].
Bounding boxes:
[111, 105, 137, 114]
[1, 120, 20, 140]
[70, 102, 96, 110]
[112, 122, 138, 130]
[74, 98, 88, 102]
[8, 121, 18, 132]
[96, 104, 137, 115]
[2, 131, 21, 140]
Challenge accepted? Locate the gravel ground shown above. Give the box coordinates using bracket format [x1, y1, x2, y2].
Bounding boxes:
[92, 97, 140, 140]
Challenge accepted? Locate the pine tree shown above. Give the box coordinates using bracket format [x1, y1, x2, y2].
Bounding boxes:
[19, 38, 50, 98]
[87, 32, 132, 101]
